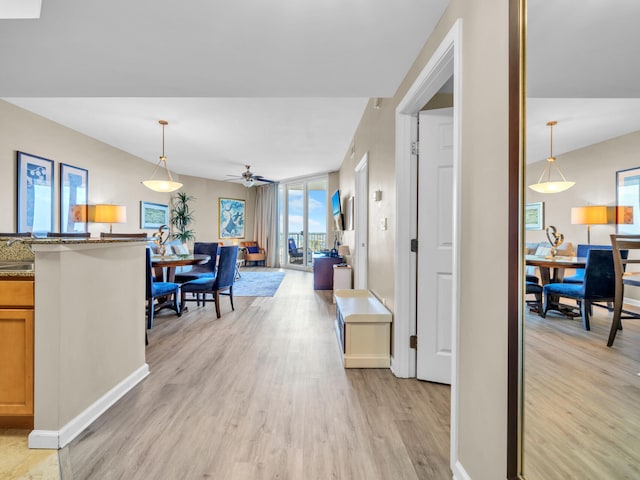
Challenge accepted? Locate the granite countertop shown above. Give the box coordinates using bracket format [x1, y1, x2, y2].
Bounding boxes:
[0, 237, 147, 278]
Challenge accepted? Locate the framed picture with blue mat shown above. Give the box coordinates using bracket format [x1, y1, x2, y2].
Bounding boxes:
[219, 197, 245, 239]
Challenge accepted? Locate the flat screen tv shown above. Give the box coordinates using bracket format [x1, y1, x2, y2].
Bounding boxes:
[331, 190, 344, 231]
[331, 190, 341, 217]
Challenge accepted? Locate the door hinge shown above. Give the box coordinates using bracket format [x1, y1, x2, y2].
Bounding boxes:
[411, 141, 419, 155]
[410, 238, 418, 252]
[410, 335, 417, 349]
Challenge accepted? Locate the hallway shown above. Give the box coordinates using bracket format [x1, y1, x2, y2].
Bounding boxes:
[62, 269, 451, 479]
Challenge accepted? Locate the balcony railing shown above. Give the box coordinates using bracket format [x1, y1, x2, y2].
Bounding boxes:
[280, 232, 328, 265]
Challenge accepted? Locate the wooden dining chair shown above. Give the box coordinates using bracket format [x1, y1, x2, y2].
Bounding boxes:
[101, 232, 148, 239]
[47, 232, 90, 238]
[608, 234, 640, 346]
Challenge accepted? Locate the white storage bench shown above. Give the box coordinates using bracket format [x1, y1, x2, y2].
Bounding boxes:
[334, 289, 392, 368]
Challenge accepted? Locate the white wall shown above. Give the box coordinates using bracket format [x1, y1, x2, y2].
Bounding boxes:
[339, 0, 511, 478]
[0, 100, 254, 242]
[526, 130, 640, 246]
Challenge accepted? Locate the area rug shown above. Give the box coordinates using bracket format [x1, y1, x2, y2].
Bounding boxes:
[233, 271, 285, 297]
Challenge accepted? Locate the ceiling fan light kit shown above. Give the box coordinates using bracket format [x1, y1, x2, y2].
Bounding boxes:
[528, 120, 575, 194]
[142, 120, 183, 193]
[226, 165, 274, 188]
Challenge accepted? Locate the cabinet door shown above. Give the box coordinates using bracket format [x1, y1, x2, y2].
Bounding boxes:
[0, 309, 34, 415]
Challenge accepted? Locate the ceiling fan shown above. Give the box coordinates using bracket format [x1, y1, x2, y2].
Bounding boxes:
[226, 165, 275, 188]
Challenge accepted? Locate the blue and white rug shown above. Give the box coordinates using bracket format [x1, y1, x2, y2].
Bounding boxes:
[233, 271, 285, 297]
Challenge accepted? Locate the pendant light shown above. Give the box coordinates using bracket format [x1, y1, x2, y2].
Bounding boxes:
[142, 120, 183, 193]
[528, 120, 575, 194]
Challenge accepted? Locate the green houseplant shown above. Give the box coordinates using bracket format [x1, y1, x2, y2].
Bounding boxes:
[171, 191, 196, 243]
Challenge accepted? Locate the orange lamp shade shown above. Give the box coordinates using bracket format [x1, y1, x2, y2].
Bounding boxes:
[571, 206, 609, 225]
[88, 204, 127, 224]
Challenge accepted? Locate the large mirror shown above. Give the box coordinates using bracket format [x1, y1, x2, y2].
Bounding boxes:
[522, 1, 640, 478]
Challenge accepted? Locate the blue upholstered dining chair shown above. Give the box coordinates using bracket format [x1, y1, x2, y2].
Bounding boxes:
[563, 244, 611, 284]
[174, 242, 218, 283]
[146, 248, 181, 329]
[525, 280, 543, 314]
[180, 245, 238, 318]
[542, 249, 616, 331]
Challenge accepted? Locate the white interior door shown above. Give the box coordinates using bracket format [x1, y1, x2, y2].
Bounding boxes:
[417, 108, 453, 384]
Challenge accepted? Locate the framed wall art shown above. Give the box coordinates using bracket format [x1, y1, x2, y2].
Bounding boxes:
[60, 163, 88, 233]
[525, 202, 544, 230]
[218, 197, 245, 239]
[140, 201, 169, 229]
[616, 167, 640, 233]
[17, 151, 55, 233]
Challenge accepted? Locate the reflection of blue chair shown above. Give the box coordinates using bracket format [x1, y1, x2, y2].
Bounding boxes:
[174, 242, 218, 283]
[180, 246, 238, 318]
[146, 248, 181, 330]
[542, 249, 615, 330]
[288, 238, 304, 264]
[563, 244, 611, 284]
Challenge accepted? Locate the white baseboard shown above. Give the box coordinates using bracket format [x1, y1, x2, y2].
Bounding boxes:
[29, 363, 149, 449]
[624, 297, 640, 308]
[452, 460, 471, 480]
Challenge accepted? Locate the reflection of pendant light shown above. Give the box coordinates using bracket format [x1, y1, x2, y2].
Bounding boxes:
[528, 121, 575, 194]
[142, 120, 183, 193]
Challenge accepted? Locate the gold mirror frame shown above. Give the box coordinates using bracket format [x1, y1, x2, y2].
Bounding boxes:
[507, 0, 526, 478]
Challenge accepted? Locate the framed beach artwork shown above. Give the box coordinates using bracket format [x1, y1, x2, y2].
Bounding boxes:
[60, 163, 88, 233]
[140, 201, 169, 229]
[218, 197, 245, 239]
[524, 202, 544, 230]
[17, 151, 55, 233]
[616, 167, 640, 233]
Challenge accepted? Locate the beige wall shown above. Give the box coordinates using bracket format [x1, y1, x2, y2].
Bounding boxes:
[0, 100, 254, 242]
[339, 1, 511, 478]
[526, 130, 640, 247]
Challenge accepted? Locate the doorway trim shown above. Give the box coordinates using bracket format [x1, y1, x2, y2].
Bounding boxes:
[393, 18, 462, 474]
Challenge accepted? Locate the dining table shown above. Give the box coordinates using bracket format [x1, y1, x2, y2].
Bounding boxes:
[151, 254, 211, 282]
[525, 254, 588, 317]
[525, 255, 587, 285]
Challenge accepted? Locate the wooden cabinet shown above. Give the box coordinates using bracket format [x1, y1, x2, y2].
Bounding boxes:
[0, 279, 34, 427]
[313, 256, 343, 290]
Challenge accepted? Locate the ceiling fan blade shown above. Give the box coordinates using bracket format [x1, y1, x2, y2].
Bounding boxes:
[254, 175, 275, 183]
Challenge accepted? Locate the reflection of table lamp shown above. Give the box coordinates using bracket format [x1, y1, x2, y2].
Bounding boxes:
[89, 204, 127, 233]
[571, 205, 634, 244]
[338, 245, 350, 257]
[571, 206, 608, 244]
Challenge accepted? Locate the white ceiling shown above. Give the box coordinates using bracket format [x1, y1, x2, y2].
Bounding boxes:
[526, 0, 640, 162]
[1, 1, 639, 177]
[0, 0, 449, 181]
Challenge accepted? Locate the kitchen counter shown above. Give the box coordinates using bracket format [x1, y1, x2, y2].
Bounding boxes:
[0, 238, 149, 449]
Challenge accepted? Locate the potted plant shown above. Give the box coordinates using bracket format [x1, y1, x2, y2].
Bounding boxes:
[170, 191, 196, 244]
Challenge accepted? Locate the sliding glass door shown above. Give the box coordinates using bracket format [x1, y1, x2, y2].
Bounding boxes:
[279, 177, 328, 269]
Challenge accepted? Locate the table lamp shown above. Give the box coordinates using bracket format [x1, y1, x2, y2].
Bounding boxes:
[89, 204, 127, 233]
[571, 205, 634, 244]
[571, 206, 608, 244]
[338, 245, 350, 257]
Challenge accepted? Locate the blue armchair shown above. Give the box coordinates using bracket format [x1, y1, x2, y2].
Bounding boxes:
[180, 246, 238, 318]
[542, 249, 615, 330]
[146, 248, 181, 329]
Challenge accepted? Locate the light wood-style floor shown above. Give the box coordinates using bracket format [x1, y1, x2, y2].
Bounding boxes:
[62, 268, 451, 480]
[524, 302, 640, 479]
